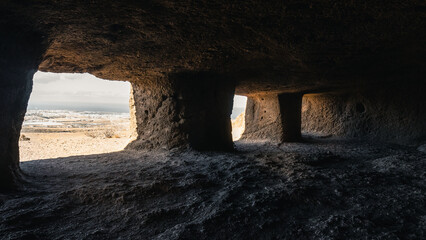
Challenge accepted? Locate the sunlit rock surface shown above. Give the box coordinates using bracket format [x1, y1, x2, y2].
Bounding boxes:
[231, 112, 245, 141]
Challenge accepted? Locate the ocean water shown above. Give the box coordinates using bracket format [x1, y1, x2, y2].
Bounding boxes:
[26, 105, 245, 124]
[24, 101, 245, 129]
[28, 103, 130, 113]
[28, 104, 245, 118]
[23, 109, 130, 128]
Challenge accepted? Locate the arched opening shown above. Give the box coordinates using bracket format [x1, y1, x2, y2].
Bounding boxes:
[231, 95, 247, 141]
[19, 71, 131, 161]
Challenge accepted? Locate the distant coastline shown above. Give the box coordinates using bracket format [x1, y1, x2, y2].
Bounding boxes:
[27, 103, 130, 113]
[28, 104, 245, 119]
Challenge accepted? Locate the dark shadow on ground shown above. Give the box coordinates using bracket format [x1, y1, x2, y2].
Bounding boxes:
[1, 141, 425, 239]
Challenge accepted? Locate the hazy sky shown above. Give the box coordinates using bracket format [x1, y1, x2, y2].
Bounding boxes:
[29, 71, 247, 110]
[233, 95, 247, 108]
[30, 72, 130, 107]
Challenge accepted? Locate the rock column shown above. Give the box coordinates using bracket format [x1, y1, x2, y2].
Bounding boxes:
[241, 93, 302, 142]
[279, 93, 302, 142]
[0, 28, 45, 189]
[127, 72, 235, 151]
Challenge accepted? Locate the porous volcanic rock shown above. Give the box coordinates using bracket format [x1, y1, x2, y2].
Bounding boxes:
[242, 93, 302, 142]
[0, 26, 47, 189]
[0, 141, 425, 239]
[301, 84, 426, 145]
[127, 72, 235, 151]
[1, 0, 424, 89]
[1, 1, 425, 190]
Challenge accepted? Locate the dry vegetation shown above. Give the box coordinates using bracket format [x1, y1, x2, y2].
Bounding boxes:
[84, 129, 121, 139]
[19, 111, 130, 161]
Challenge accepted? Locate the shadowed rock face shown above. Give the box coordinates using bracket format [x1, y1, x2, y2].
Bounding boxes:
[1, 0, 425, 89]
[0, 1, 426, 189]
[242, 93, 302, 142]
[301, 84, 426, 145]
[127, 72, 235, 151]
[1, 142, 426, 239]
[0, 26, 47, 189]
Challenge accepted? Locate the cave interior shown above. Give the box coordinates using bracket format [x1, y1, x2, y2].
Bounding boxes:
[0, 1, 425, 239]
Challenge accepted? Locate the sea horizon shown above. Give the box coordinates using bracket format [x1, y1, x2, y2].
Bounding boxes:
[27, 104, 245, 119]
[27, 103, 130, 113]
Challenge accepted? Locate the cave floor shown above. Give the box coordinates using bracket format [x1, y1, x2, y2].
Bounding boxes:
[1, 140, 425, 239]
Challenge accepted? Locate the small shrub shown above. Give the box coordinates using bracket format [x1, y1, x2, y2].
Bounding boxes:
[103, 129, 119, 138]
[85, 131, 98, 138]
[19, 134, 30, 141]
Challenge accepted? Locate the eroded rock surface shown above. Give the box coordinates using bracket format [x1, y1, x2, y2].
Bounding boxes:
[242, 93, 302, 142]
[0, 26, 47, 189]
[1, 1, 425, 192]
[127, 72, 235, 151]
[302, 84, 426, 144]
[0, 141, 425, 239]
[1, 1, 425, 90]
[418, 144, 426, 153]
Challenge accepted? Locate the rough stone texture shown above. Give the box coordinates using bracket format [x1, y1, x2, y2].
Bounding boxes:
[301, 84, 426, 144]
[127, 72, 235, 151]
[0, 2, 425, 237]
[242, 93, 302, 142]
[418, 144, 426, 153]
[0, 141, 425, 239]
[242, 95, 282, 142]
[0, 26, 46, 190]
[1, 1, 424, 92]
[1, 0, 426, 188]
[128, 84, 138, 141]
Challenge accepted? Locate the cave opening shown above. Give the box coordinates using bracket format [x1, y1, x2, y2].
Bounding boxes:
[1, 2, 426, 237]
[231, 95, 247, 141]
[19, 71, 131, 162]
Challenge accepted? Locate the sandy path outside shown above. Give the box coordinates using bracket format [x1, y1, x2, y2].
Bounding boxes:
[19, 111, 245, 162]
[19, 132, 131, 161]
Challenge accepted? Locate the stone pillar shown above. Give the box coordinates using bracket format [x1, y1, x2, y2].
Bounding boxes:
[126, 72, 235, 151]
[279, 93, 302, 142]
[0, 27, 46, 190]
[241, 93, 302, 142]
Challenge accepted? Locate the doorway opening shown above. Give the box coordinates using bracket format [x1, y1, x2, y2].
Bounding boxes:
[231, 95, 247, 141]
[19, 71, 131, 161]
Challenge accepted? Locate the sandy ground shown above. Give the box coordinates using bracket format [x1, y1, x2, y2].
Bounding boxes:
[19, 132, 131, 161]
[19, 112, 245, 161]
[19, 109, 132, 161]
[1, 139, 425, 239]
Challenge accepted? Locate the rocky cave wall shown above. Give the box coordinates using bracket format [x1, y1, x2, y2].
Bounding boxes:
[301, 84, 426, 144]
[241, 93, 302, 143]
[1, 1, 425, 190]
[127, 72, 235, 151]
[0, 25, 46, 189]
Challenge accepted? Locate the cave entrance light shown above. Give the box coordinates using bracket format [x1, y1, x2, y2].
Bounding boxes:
[231, 95, 247, 141]
[19, 71, 131, 161]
